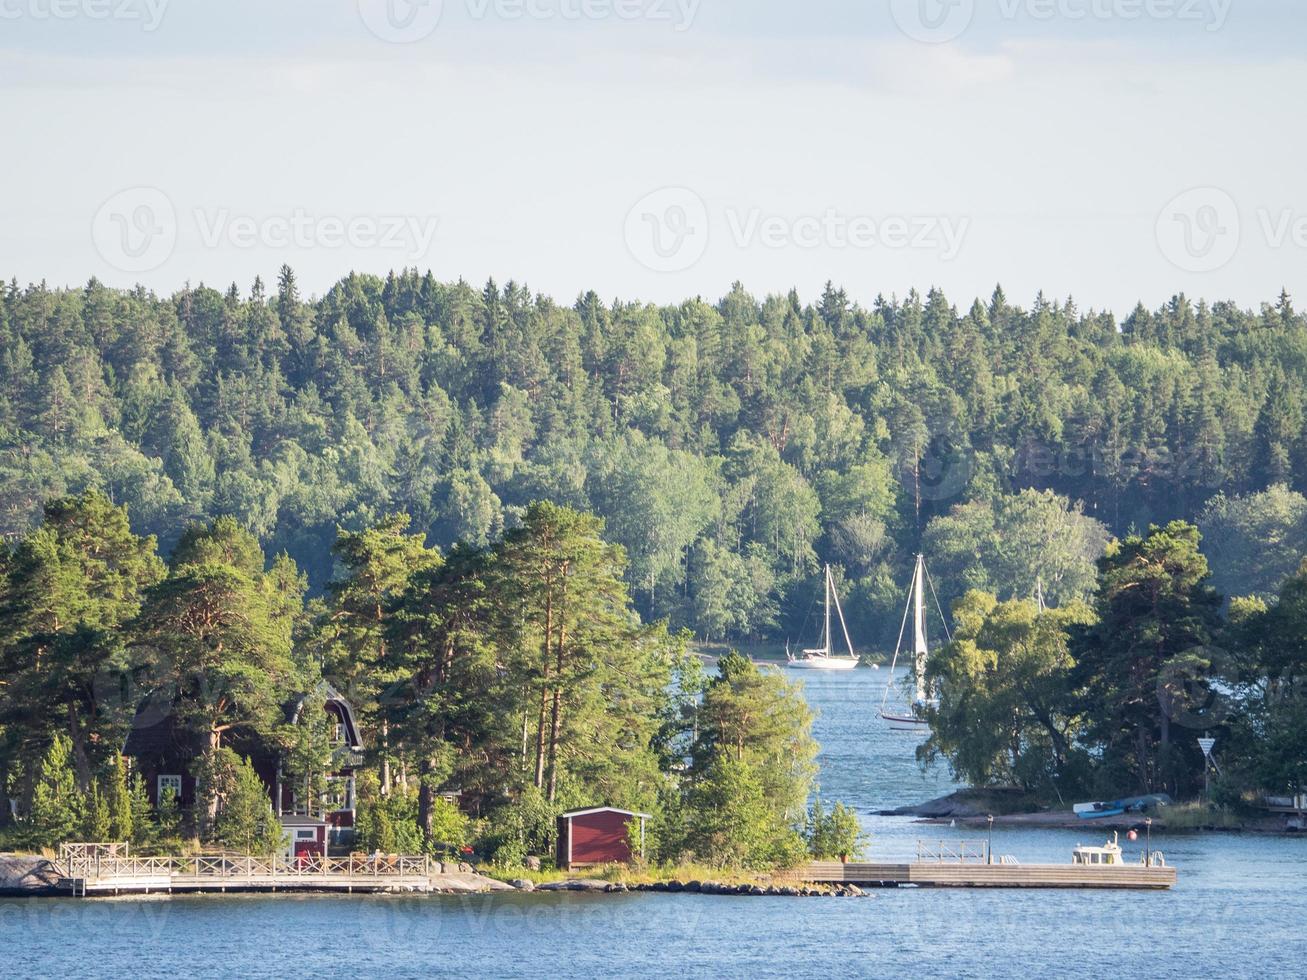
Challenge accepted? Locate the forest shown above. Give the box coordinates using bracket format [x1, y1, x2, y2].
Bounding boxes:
[5, 272, 1307, 650]
[4, 272, 1307, 840]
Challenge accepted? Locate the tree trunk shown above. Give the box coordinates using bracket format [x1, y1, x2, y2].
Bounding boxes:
[205, 729, 223, 829]
[417, 755, 435, 841]
[533, 577, 554, 790]
[545, 625, 567, 804]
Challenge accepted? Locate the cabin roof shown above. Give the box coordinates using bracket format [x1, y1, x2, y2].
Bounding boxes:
[285, 680, 364, 751]
[560, 807, 652, 820]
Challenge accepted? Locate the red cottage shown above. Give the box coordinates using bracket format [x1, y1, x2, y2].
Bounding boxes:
[122, 681, 365, 853]
[556, 807, 650, 870]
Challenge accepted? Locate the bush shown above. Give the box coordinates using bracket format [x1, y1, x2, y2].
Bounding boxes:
[477, 787, 558, 866]
[354, 774, 425, 854]
[805, 797, 867, 860]
[683, 756, 806, 870]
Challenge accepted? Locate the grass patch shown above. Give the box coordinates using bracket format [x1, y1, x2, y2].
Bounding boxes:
[484, 860, 774, 887]
[1160, 802, 1245, 831]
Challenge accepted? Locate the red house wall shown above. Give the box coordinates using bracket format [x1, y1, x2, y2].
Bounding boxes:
[568, 811, 635, 866]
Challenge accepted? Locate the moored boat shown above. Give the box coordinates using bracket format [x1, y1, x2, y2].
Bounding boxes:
[879, 554, 947, 731]
[786, 565, 861, 670]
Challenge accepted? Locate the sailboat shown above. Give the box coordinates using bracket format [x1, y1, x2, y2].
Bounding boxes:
[786, 565, 861, 670]
[880, 554, 948, 731]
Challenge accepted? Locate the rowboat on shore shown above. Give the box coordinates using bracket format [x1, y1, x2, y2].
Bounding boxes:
[1073, 794, 1172, 820]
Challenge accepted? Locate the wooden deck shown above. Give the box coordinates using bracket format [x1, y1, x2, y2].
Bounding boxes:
[58, 848, 439, 896]
[787, 860, 1177, 890]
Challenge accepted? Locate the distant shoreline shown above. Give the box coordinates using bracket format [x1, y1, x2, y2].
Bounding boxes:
[885, 790, 1302, 836]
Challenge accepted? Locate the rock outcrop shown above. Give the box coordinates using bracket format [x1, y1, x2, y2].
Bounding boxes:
[0, 856, 63, 896]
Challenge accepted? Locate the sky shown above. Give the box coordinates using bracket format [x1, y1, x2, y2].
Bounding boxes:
[2, 0, 1305, 316]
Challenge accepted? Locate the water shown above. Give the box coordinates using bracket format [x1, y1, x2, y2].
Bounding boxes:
[4, 669, 1304, 978]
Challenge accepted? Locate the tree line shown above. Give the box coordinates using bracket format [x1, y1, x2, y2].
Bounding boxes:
[4, 273, 1307, 649]
[0, 491, 860, 867]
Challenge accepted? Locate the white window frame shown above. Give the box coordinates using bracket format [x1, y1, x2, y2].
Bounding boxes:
[158, 774, 182, 800]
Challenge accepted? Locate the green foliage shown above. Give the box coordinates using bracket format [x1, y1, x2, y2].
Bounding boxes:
[210, 750, 282, 855]
[1199, 484, 1307, 601]
[154, 786, 183, 848]
[0, 492, 165, 791]
[656, 653, 819, 869]
[83, 782, 111, 842]
[923, 592, 1095, 795]
[681, 755, 807, 870]
[105, 753, 132, 843]
[132, 518, 305, 827]
[354, 772, 425, 855]
[924, 489, 1109, 606]
[479, 786, 559, 866]
[1074, 522, 1224, 796]
[805, 796, 868, 861]
[127, 772, 154, 848]
[27, 734, 80, 849]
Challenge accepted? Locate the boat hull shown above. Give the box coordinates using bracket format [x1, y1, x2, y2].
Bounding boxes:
[787, 657, 860, 670]
[880, 711, 930, 732]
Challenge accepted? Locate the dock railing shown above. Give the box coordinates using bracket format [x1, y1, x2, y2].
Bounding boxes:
[915, 840, 990, 865]
[59, 843, 433, 890]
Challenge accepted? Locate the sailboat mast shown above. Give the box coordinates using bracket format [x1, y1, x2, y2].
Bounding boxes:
[913, 554, 928, 703]
[823, 565, 832, 656]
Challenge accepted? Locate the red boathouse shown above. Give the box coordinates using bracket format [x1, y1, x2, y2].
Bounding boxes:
[557, 807, 650, 870]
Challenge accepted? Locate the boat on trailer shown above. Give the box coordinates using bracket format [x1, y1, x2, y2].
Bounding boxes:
[787, 564, 861, 670]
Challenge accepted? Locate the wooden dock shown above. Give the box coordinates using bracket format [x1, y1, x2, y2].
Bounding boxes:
[58, 845, 443, 896]
[788, 860, 1177, 890]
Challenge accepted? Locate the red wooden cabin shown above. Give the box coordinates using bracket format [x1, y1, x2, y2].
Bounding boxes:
[556, 807, 650, 870]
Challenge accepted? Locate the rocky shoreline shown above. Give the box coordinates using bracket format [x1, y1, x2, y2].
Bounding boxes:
[517, 878, 868, 898]
[0, 857, 63, 896]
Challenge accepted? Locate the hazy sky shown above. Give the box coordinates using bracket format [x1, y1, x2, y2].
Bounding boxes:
[3, 0, 1305, 315]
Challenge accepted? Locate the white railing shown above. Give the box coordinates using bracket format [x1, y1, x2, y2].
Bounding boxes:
[915, 840, 990, 864]
[60, 845, 431, 884]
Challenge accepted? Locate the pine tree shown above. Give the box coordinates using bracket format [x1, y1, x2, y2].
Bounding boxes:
[128, 773, 153, 848]
[106, 753, 132, 844]
[27, 735, 80, 849]
[212, 751, 281, 855]
[83, 781, 111, 842]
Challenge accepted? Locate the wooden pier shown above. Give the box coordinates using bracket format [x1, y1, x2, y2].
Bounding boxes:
[57, 844, 444, 896]
[787, 860, 1175, 889]
[784, 838, 1176, 890]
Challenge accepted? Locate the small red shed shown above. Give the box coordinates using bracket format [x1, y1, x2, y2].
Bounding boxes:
[557, 807, 650, 870]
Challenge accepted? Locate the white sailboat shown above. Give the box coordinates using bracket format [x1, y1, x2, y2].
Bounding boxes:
[880, 554, 948, 731]
[787, 565, 861, 671]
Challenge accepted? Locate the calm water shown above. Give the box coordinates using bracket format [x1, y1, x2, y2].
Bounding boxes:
[4, 669, 1305, 978]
